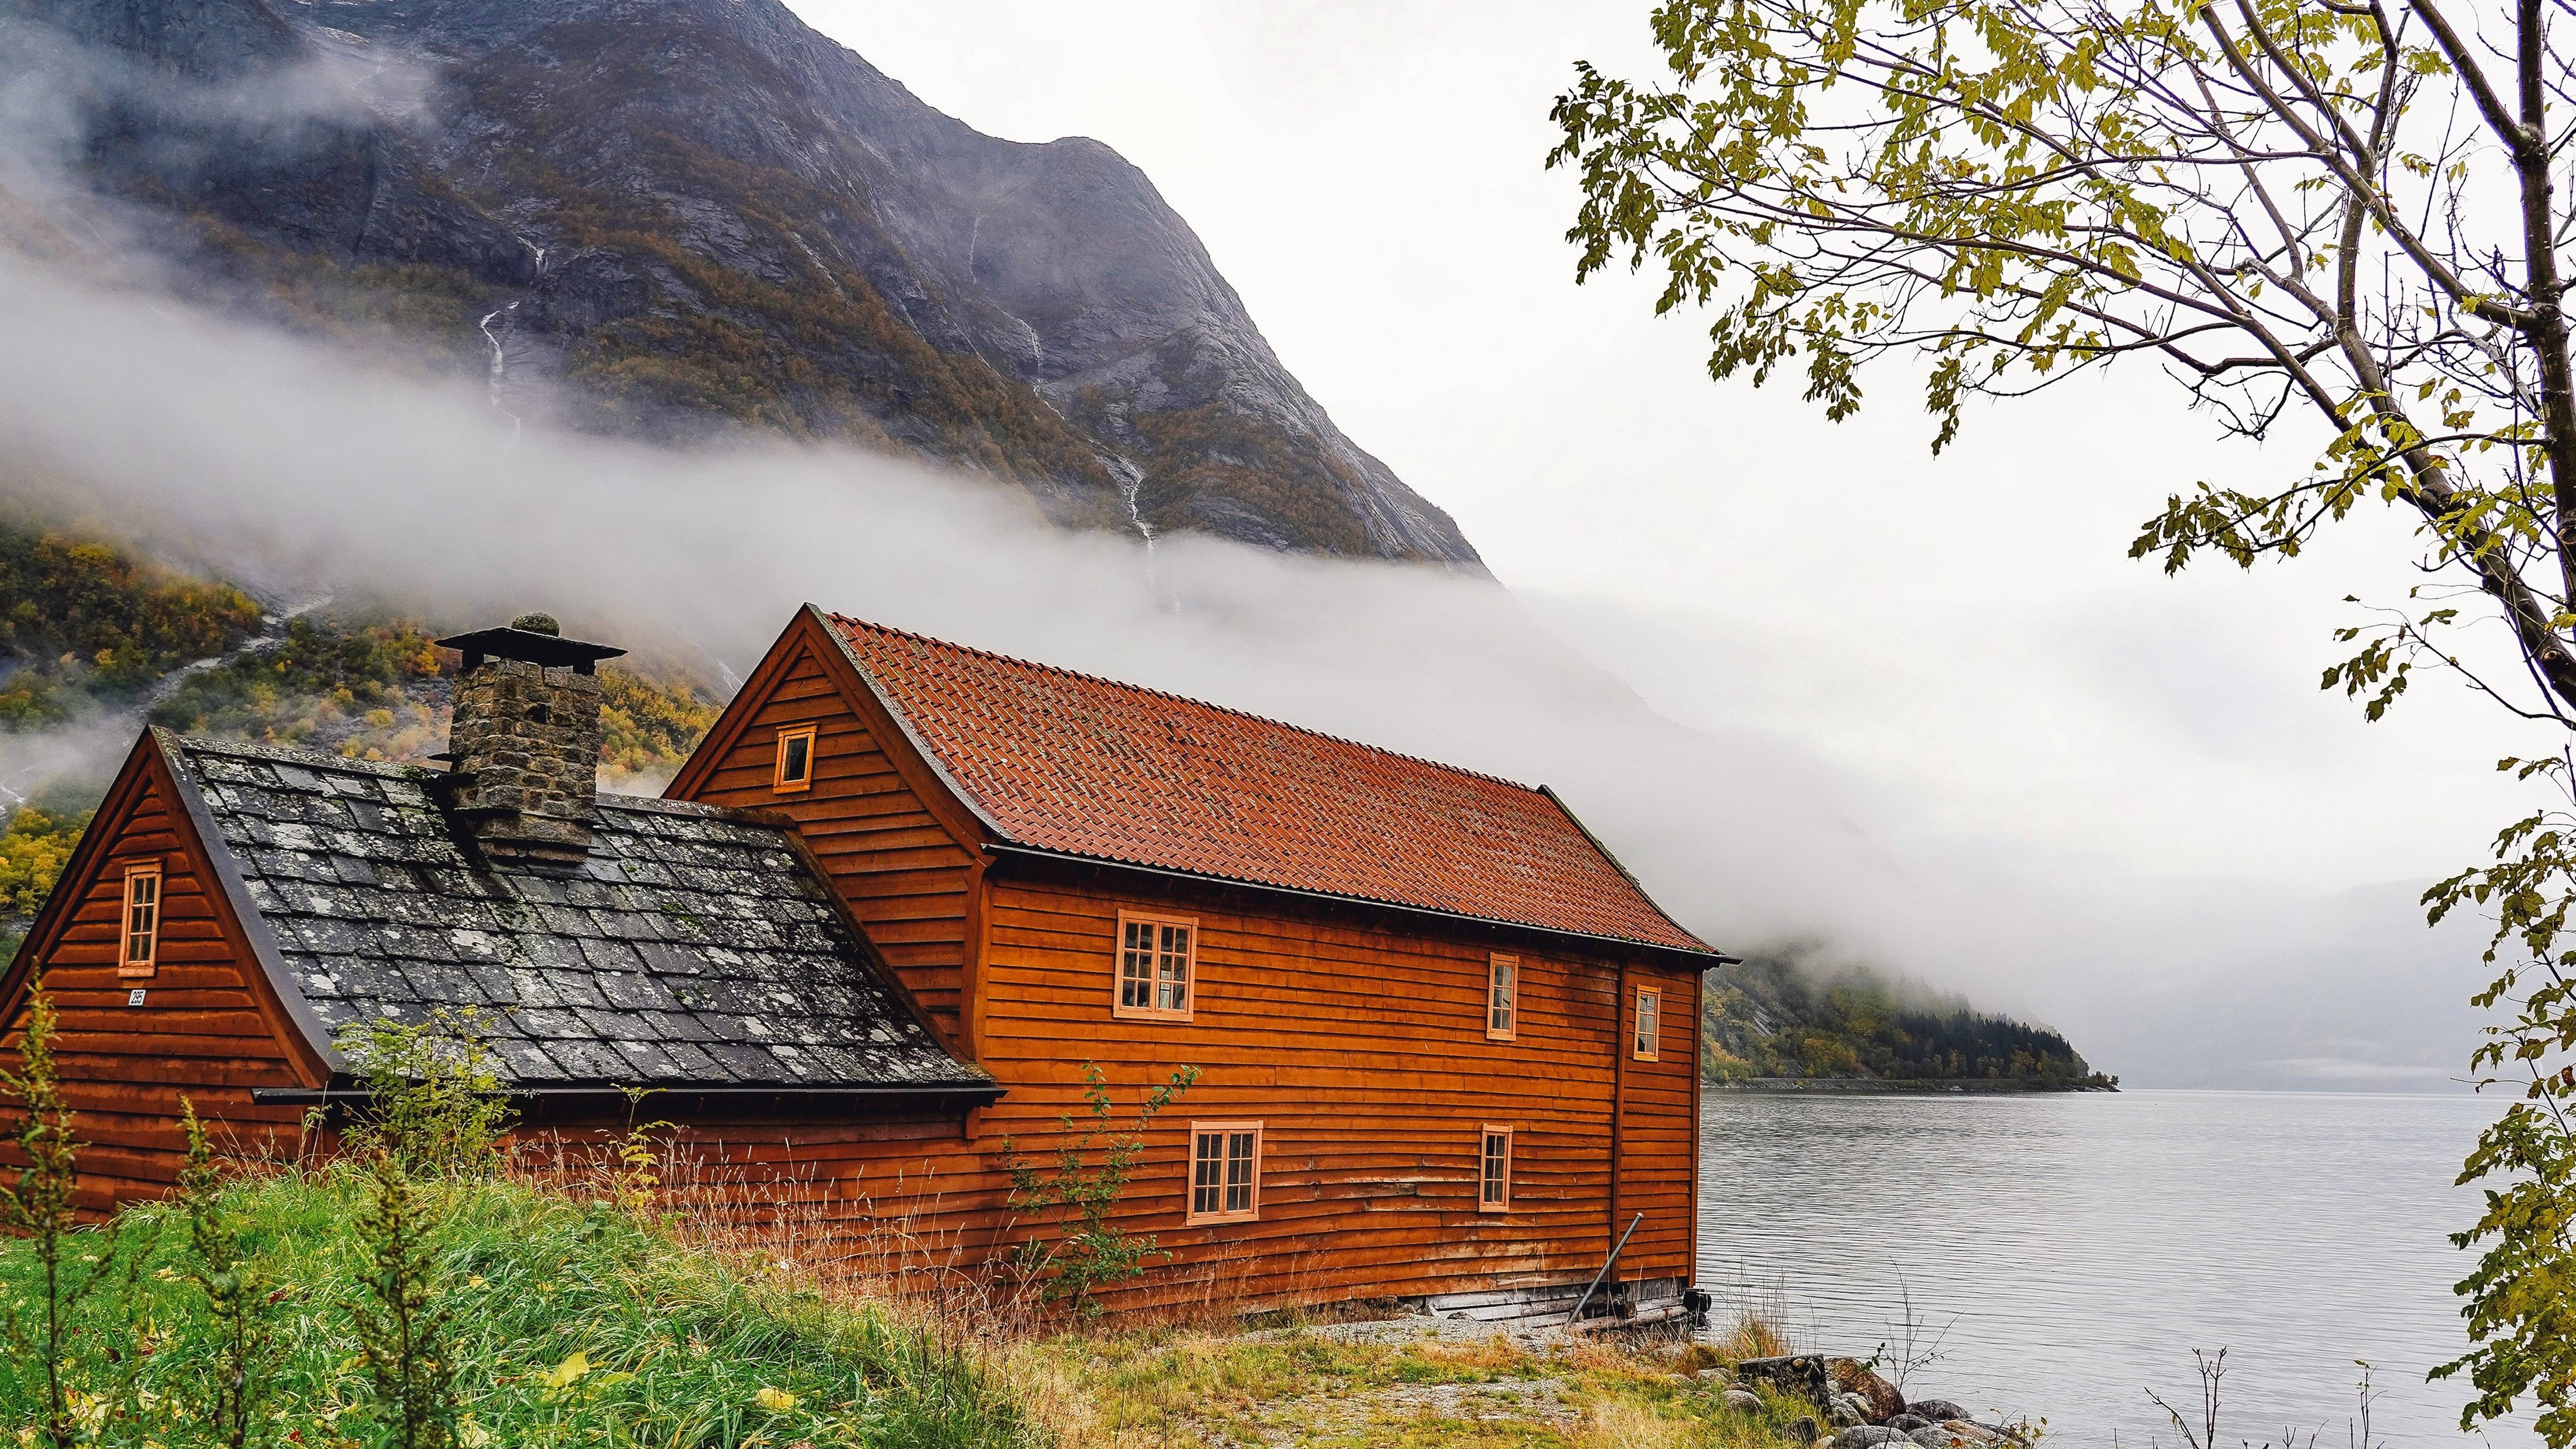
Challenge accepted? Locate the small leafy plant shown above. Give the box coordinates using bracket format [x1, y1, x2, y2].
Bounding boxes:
[1001, 1061, 1196, 1315]
[0, 982, 139, 1448]
[605, 1085, 671, 1220]
[353, 1148, 460, 1449]
[335, 1008, 513, 1178]
[177, 1096, 274, 1448]
[333, 1010, 512, 1447]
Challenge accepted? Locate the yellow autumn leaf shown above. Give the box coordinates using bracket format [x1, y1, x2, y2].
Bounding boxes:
[539, 1350, 592, 1391]
[755, 1385, 799, 1413]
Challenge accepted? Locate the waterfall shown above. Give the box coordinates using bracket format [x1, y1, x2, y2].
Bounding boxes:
[478, 238, 549, 437]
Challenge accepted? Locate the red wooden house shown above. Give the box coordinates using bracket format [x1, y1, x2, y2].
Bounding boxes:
[2, 607, 1726, 1321]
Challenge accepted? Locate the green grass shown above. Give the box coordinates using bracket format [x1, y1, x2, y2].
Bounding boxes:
[1003, 1322, 1825, 1448]
[0, 1168, 1043, 1448]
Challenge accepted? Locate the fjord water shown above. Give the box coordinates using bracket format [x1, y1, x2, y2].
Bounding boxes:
[1697, 1091, 2526, 1446]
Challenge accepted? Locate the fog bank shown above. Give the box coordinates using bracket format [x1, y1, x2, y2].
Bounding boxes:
[0, 255, 2504, 1089]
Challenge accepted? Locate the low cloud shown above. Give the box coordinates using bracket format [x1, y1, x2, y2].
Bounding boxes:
[2263, 1058, 2467, 1085]
[0, 243, 2510, 1090]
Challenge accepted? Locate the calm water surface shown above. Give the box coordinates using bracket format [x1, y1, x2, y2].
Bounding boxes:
[1697, 1091, 2525, 1446]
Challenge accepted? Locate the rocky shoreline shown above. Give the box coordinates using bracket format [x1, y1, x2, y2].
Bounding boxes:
[1723, 1353, 2030, 1448]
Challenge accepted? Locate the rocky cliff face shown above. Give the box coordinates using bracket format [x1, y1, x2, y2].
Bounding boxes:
[2, 0, 1481, 566]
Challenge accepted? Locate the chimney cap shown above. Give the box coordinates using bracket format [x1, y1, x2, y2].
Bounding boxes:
[436, 620, 627, 672]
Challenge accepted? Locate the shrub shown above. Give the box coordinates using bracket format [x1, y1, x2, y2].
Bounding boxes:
[1002, 1061, 1197, 1314]
[335, 1008, 514, 1178]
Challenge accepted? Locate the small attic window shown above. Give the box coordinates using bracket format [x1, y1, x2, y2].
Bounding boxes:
[773, 726, 817, 793]
[119, 862, 163, 979]
[1633, 985, 1661, 1061]
[1487, 953, 1518, 1040]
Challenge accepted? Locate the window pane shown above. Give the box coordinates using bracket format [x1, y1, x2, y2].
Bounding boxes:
[1482, 1132, 1507, 1204]
[1192, 1133, 1223, 1215]
[1225, 1131, 1256, 1213]
[782, 734, 810, 780]
[1490, 959, 1514, 1032]
[1157, 925, 1190, 1011]
[1121, 921, 1154, 1008]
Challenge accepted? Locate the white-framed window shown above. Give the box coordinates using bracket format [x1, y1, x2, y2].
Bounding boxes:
[1479, 1124, 1513, 1212]
[1116, 911, 1197, 1021]
[1187, 1120, 1261, 1223]
[119, 862, 163, 979]
[1633, 985, 1661, 1061]
[1487, 953, 1518, 1040]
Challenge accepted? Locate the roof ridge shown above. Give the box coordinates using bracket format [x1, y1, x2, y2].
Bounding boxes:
[824, 613, 1546, 796]
[599, 793, 755, 822]
[175, 740, 775, 829]
[170, 735, 429, 778]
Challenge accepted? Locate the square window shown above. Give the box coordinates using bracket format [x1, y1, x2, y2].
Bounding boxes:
[1188, 1120, 1261, 1223]
[1487, 953, 1518, 1040]
[1115, 911, 1197, 1021]
[773, 726, 817, 792]
[119, 862, 162, 979]
[1479, 1125, 1512, 1212]
[1633, 985, 1661, 1061]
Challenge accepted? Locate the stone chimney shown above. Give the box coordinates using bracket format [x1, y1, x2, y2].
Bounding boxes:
[433, 612, 627, 869]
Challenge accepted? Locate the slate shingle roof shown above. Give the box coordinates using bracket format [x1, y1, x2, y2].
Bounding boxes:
[827, 615, 1713, 955]
[165, 735, 991, 1093]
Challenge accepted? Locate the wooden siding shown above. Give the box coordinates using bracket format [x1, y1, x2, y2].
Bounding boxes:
[1616, 959, 1702, 1282]
[963, 863, 1701, 1306]
[676, 625, 981, 1043]
[0, 746, 312, 1211]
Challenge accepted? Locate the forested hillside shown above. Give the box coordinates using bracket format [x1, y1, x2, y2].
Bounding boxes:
[1703, 949, 2114, 1089]
[0, 510, 721, 958]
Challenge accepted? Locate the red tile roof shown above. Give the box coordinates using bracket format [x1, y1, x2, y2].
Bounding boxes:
[826, 614, 1712, 954]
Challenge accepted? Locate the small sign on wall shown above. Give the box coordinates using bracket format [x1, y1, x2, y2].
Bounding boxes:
[127, 988, 146, 1007]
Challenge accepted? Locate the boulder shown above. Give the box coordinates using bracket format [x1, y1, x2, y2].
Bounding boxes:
[1887, 1414, 1934, 1432]
[1830, 1395, 1873, 1427]
[1739, 1355, 1837, 1407]
[1943, 1422, 2004, 1445]
[1910, 1430, 1972, 1449]
[1832, 1428, 1916, 1449]
[1827, 1357, 1907, 1422]
[1910, 1401, 1970, 1422]
[1724, 1389, 1764, 1414]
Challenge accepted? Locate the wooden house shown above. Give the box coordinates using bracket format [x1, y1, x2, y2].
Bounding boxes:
[1, 607, 1727, 1321]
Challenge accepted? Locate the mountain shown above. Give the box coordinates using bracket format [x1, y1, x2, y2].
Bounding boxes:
[0, 0, 1480, 565]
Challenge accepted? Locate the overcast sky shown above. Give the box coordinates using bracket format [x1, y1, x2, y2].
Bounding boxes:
[767, 2, 2549, 1088]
